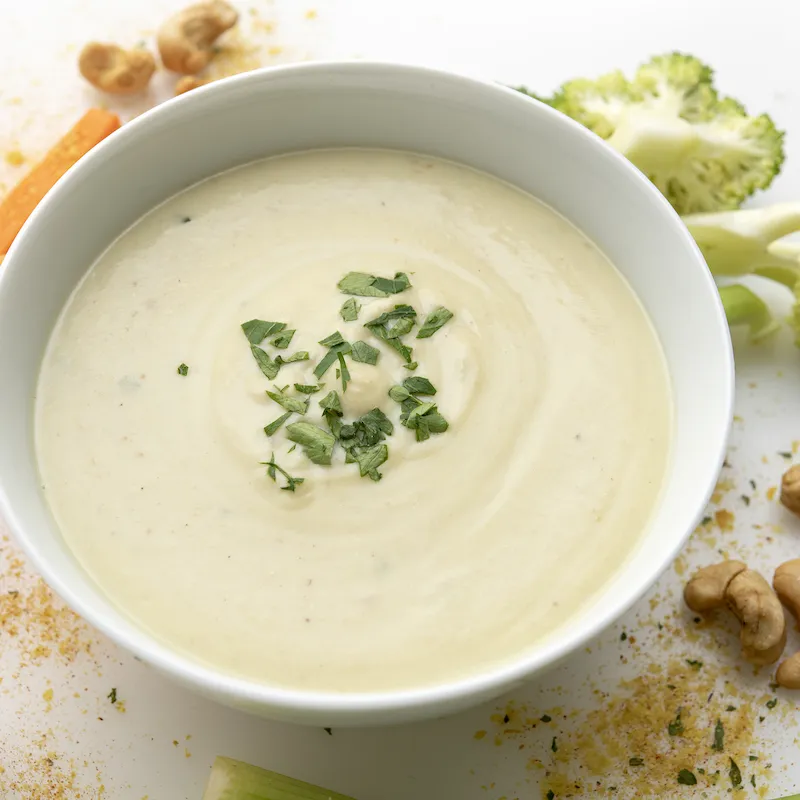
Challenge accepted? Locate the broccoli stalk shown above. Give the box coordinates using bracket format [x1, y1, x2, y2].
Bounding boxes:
[519, 53, 784, 215]
[681, 204, 800, 344]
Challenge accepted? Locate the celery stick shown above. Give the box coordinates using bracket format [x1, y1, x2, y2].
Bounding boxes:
[202, 757, 357, 800]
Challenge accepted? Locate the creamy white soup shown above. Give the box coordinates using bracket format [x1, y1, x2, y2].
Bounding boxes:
[35, 149, 671, 692]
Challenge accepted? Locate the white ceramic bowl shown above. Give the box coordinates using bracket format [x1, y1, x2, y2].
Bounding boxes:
[0, 62, 733, 726]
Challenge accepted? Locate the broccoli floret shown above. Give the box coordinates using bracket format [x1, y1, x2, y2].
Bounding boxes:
[683, 203, 800, 275]
[525, 53, 784, 215]
[718, 284, 780, 342]
[682, 204, 800, 345]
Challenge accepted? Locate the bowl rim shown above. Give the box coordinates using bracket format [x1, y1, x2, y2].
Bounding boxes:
[0, 59, 734, 720]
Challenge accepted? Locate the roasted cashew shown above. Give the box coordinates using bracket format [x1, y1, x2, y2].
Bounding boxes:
[725, 569, 786, 665]
[776, 651, 800, 689]
[773, 559, 800, 688]
[157, 1, 238, 74]
[684, 560, 746, 612]
[79, 43, 156, 95]
[781, 464, 800, 516]
[175, 76, 209, 95]
[684, 562, 786, 665]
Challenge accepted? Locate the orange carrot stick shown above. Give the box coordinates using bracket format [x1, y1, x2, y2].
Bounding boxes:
[0, 108, 121, 255]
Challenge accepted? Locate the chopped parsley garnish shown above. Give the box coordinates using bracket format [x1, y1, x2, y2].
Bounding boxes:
[107, 688, 117, 704]
[540, 715, 552, 723]
[353, 444, 389, 481]
[350, 340, 380, 365]
[728, 758, 742, 788]
[262, 453, 304, 491]
[340, 298, 361, 321]
[403, 361, 419, 370]
[241, 319, 286, 344]
[315, 332, 352, 386]
[364, 305, 417, 364]
[628, 757, 644, 767]
[686, 659, 703, 669]
[337, 352, 351, 392]
[403, 376, 436, 395]
[417, 305, 454, 338]
[294, 383, 322, 394]
[266, 388, 309, 415]
[285, 422, 336, 466]
[338, 271, 411, 297]
[251, 345, 281, 380]
[264, 411, 292, 437]
[546, 792, 554, 800]
[668, 709, 684, 736]
[766, 697, 778, 709]
[177, 363, 189, 376]
[276, 351, 310, 364]
[271, 329, 295, 349]
[550, 736, 558, 752]
[677, 769, 697, 786]
[712, 719, 724, 751]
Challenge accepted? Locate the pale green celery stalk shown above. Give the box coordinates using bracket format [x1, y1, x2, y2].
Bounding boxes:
[718, 284, 780, 342]
[202, 757, 357, 800]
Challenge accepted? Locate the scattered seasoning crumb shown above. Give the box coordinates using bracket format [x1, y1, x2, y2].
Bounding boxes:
[740, 494, 751, 506]
[686, 659, 703, 669]
[779, 451, 793, 459]
[551, 736, 558, 752]
[4, 150, 25, 166]
[473, 730, 487, 740]
[323, 727, 332, 736]
[766, 698, 778, 709]
[749, 479, 757, 490]
[546, 792, 555, 800]
[107, 688, 117, 704]
[767, 486, 777, 500]
[629, 757, 644, 766]
[620, 631, 627, 641]
[305, 8, 318, 18]
[540, 714, 552, 723]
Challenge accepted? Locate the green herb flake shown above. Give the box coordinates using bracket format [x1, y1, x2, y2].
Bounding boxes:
[177, 363, 189, 376]
[546, 792, 555, 800]
[726, 705, 737, 712]
[241, 319, 286, 344]
[354, 443, 389, 481]
[729, 758, 742, 788]
[677, 769, 697, 786]
[766, 697, 778, 709]
[779, 451, 793, 459]
[403, 361, 419, 370]
[266, 388, 309, 415]
[403, 376, 436, 396]
[314, 334, 352, 379]
[319, 391, 343, 414]
[285, 422, 336, 466]
[540, 714, 552, 723]
[668, 709, 684, 736]
[294, 383, 322, 394]
[416, 306, 454, 339]
[251, 345, 281, 380]
[712, 719, 724, 752]
[350, 340, 380, 365]
[337, 352, 351, 392]
[271, 329, 296, 349]
[319, 331, 347, 347]
[276, 351, 310, 365]
[337, 271, 411, 297]
[628, 757, 644, 767]
[748, 755, 758, 762]
[261, 452, 304, 492]
[107, 688, 117, 704]
[340, 298, 361, 322]
[750, 774, 756, 788]
[323, 727, 333, 736]
[686, 659, 703, 669]
[620, 631, 627, 641]
[551, 736, 558, 753]
[264, 411, 292, 437]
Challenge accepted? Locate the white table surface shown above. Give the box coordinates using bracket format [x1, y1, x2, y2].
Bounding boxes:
[3, 2, 800, 798]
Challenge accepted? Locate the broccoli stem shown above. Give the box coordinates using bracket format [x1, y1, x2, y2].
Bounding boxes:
[202, 757, 357, 800]
[718, 284, 779, 342]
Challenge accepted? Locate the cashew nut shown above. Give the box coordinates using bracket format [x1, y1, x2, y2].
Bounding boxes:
[781, 464, 800, 516]
[175, 76, 209, 95]
[157, 1, 239, 75]
[726, 570, 787, 665]
[684, 563, 786, 665]
[78, 43, 156, 95]
[777, 651, 800, 689]
[773, 559, 800, 688]
[684, 560, 746, 612]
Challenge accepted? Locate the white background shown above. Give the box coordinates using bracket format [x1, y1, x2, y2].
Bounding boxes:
[3, 1, 800, 798]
